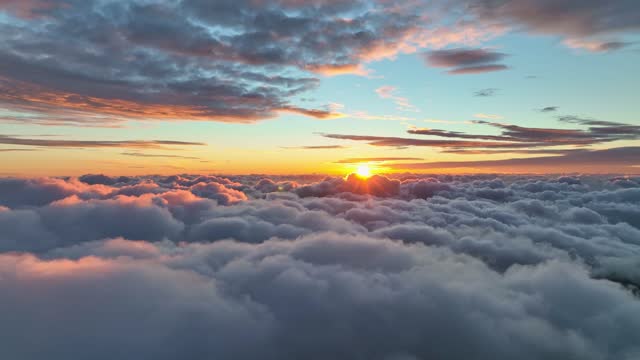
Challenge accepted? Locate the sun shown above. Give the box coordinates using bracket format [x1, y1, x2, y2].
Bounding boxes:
[355, 164, 372, 178]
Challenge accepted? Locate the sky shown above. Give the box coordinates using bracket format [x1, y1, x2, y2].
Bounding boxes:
[0, 0, 639, 176]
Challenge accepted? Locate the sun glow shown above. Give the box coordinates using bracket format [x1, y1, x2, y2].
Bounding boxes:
[355, 164, 372, 178]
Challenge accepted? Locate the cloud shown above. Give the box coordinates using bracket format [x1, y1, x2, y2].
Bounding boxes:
[120, 152, 201, 160]
[281, 145, 347, 150]
[335, 157, 424, 163]
[0, 134, 205, 150]
[564, 39, 632, 52]
[0, 148, 39, 152]
[474, 88, 499, 97]
[538, 106, 558, 113]
[408, 119, 640, 147]
[1, 172, 640, 359]
[375, 86, 419, 112]
[424, 48, 509, 74]
[462, 0, 640, 51]
[321, 133, 538, 148]
[386, 147, 640, 173]
[297, 174, 401, 198]
[474, 113, 503, 119]
[447, 64, 508, 74]
[0, 0, 495, 126]
[441, 148, 588, 155]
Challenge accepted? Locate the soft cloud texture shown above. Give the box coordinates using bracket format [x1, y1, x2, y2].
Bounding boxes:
[1, 172, 640, 359]
[0, 0, 498, 126]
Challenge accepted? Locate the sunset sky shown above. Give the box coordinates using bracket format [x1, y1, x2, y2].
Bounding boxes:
[1, 0, 639, 175]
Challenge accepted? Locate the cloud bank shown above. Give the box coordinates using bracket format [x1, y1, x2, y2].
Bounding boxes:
[1, 172, 640, 359]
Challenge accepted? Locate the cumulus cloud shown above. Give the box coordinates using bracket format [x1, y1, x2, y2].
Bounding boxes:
[0, 0, 502, 126]
[1, 171, 640, 359]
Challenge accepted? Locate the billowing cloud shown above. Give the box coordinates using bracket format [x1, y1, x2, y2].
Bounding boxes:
[0, 0, 498, 126]
[1, 172, 640, 359]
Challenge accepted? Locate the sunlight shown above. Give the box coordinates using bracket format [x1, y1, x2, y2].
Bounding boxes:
[355, 164, 372, 178]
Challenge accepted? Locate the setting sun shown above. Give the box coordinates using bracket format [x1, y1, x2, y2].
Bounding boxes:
[355, 164, 372, 178]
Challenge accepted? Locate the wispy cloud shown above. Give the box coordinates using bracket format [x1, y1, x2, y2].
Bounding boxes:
[474, 113, 503, 120]
[281, 145, 347, 150]
[375, 86, 419, 112]
[120, 152, 201, 160]
[423, 48, 509, 74]
[386, 147, 640, 172]
[474, 88, 499, 97]
[335, 157, 423, 164]
[0, 135, 205, 149]
[323, 118, 640, 150]
[0, 148, 40, 152]
[537, 106, 558, 113]
[564, 39, 631, 53]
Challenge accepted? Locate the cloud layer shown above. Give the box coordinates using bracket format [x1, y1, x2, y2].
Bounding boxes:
[3, 0, 636, 126]
[1, 172, 640, 359]
[0, 0, 485, 125]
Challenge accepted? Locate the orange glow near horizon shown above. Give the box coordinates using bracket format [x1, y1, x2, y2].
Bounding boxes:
[355, 164, 373, 178]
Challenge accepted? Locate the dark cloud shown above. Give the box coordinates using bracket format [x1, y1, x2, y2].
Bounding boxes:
[321, 119, 640, 166]
[424, 48, 509, 74]
[409, 119, 640, 148]
[474, 88, 499, 97]
[462, 0, 640, 51]
[321, 133, 539, 148]
[0, 134, 205, 149]
[1, 172, 640, 359]
[0, 148, 39, 152]
[448, 64, 508, 74]
[538, 106, 558, 112]
[0, 0, 461, 125]
[441, 148, 588, 155]
[591, 41, 631, 52]
[386, 147, 640, 173]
